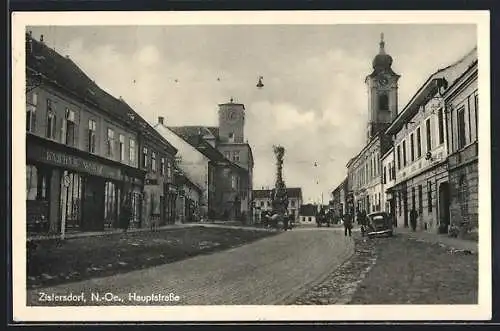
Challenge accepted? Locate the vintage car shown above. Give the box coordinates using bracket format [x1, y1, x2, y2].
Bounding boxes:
[365, 212, 393, 238]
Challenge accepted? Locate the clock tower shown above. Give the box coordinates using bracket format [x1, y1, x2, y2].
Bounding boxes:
[365, 33, 400, 142]
[218, 97, 245, 143]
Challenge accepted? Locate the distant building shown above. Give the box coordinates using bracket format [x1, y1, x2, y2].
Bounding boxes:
[252, 188, 303, 222]
[299, 204, 317, 224]
[331, 177, 348, 221]
[174, 170, 202, 223]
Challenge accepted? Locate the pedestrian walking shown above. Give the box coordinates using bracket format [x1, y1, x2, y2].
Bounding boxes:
[120, 194, 132, 233]
[410, 208, 418, 232]
[343, 213, 353, 237]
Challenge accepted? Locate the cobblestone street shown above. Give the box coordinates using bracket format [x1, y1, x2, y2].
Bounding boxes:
[27, 227, 354, 306]
[293, 230, 478, 305]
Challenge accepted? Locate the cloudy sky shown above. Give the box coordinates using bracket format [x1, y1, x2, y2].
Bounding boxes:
[28, 24, 477, 203]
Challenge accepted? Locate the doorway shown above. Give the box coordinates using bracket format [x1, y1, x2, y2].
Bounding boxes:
[82, 176, 105, 231]
[439, 182, 451, 230]
[403, 189, 409, 227]
[59, 171, 83, 232]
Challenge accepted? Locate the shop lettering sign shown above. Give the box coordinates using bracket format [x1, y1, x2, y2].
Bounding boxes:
[28, 144, 121, 180]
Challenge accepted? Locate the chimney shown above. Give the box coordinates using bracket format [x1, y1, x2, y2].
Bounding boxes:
[40, 34, 44, 43]
[158, 116, 164, 125]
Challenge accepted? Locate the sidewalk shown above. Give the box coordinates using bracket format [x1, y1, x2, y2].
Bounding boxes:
[394, 226, 478, 254]
[28, 222, 274, 242]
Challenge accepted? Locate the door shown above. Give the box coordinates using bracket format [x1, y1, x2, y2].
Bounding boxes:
[403, 190, 409, 227]
[439, 182, 450, 229]
[82, 176, 105, 231]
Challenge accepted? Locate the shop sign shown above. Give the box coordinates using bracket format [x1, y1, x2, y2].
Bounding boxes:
[28, 145, 121, 181]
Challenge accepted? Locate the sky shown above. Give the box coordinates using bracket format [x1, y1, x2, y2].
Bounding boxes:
[27, 24, 477, 203]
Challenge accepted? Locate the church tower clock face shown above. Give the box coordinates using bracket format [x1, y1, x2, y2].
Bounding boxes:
[378, 77, 389, 87]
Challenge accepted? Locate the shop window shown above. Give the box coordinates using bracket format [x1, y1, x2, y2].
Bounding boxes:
[62, 108, 76, 146]
[119, 134, 125, 161]
[60, 171, 83, 231]
[151, 151, 157, 172]
[88, 119, 97, 153]
[104, 181, 118, 228]
[26, 92, 37, 132]
[26, 165, 48, 200]
[129, 138, 136, 165]
[438, 108, 445, 145]
[46, 99, 56, 139]
[416, 127, 422, 158]
[107, 128, 115, 157]
[142, 147, 148, 168]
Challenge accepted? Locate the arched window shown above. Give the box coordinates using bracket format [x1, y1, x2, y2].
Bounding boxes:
[378, 94, 389, 111]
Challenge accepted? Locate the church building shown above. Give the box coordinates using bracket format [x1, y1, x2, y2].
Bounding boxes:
[346, 34, 397, 221]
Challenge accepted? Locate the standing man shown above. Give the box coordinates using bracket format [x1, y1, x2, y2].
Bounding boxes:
[410, 208, 418, 232]
[343, 213, 353, 237]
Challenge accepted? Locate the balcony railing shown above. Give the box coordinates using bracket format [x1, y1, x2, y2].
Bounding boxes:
[448, 141, 478, 169]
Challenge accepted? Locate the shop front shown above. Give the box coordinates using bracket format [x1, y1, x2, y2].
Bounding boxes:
[26, 134, 144, 235]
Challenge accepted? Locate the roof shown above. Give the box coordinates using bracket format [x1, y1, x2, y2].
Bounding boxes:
[386, 46, 478, 135]
[26, 33, 177, 155]
[174, 170, 202, 193]
[168, 126, 219, 139]
[253, 187, 303, 199]
[300, 204, 317, 216]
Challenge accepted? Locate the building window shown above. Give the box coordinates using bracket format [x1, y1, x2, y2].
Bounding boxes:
[260, 201, 264, 207]
[62, 108, 76, 146]
[416, 127, 422, 158]
[151, 151, 157, 172]
[26, 165, 47, 200]
[267, 201, 271, 207]
[383, 166, 387, 184]
[231, 175, 237, 190]
[474, 94, 478, 137]
[119, 134, 125, 161]
[228, 132, 234, 143]
[142, 147, 148, 168]
[107, 128, 115, 157]
[411, 187, 416, 211]
[129, 139, 136, 165]
[88, 119, 97, 153]
[438, 108, 445, 145]
[291, 200, 296, 207]
[397, 145, 401, 170]
[426, 118, 432, 152]
[402, 140, 407, 167]
[232, 151, 240, 162]
[167, 161, 172, 179]
[410, 133, 415, 162]
[378, 94, 389, 111]
[26, 92, 37, 132]
[418, 185, 423, 215]
[161, 157, 166, 175]
[427, 181, 433, 213]
[224, 151, 230, 159]
[46, 99, 56, 139]
[458, 107, 467, 149]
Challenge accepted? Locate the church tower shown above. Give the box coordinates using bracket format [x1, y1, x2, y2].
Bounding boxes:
[218, 97, 245, 143]
[365, 33, 400, 142]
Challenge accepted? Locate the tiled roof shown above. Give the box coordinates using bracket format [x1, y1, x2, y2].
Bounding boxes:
[252, 187, 303, 199]
[26, 34, 177, 155]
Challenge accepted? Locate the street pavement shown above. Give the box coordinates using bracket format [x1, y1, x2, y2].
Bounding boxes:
[28, 227, 354, 306]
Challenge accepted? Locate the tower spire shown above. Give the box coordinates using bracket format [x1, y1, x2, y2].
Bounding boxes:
[379, 32, 385, 54]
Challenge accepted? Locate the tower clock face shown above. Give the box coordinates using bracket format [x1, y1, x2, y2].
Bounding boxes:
[378, 77, 389, 86]
[228, 111, 236, 121]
